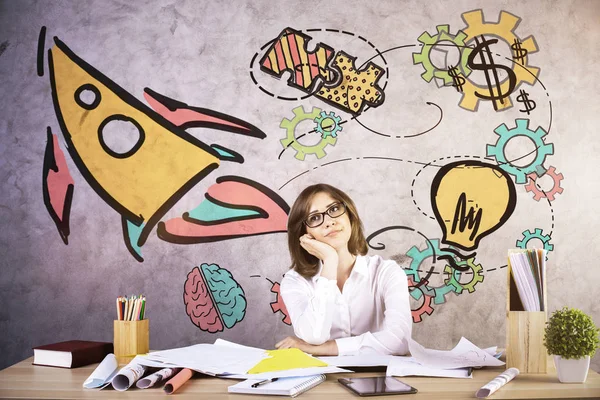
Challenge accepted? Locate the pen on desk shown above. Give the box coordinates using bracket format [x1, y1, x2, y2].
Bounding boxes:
[251, 377, 279, 388]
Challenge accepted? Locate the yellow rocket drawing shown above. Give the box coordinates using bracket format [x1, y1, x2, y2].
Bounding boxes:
[47, 37, 265, 261]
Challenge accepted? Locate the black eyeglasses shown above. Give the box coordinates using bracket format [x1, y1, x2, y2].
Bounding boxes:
[304, 203, 347, 228]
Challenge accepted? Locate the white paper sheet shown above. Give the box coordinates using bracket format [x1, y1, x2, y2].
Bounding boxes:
[386, 356, 472, 379]
[317, 354, 395, 367]
[139, 342, 268, 375]
[83, 354, 118, 389]
[408, 337, 505, 369]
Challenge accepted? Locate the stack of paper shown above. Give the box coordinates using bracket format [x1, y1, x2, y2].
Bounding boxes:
[132, 339, 350, 380]
[508, 249, 546, 311]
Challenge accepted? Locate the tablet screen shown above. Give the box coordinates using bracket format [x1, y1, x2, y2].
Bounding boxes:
[339, 377, 417, 395]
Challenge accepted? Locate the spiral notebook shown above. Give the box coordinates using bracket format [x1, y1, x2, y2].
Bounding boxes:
[228, 374, 326, 397]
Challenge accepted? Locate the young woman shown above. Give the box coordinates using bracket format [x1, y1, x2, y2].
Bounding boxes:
[276, 183, 412, 356]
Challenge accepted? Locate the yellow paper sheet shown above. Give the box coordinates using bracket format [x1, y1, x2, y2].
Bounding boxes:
[247, 348, 328, 374]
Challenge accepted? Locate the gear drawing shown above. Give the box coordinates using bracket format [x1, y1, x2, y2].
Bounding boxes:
[407, 276, 435, 323]
[405, 239, 461, 305]
[412, 25, 472, 87]
[486, 119, 554, 184]
[516, 228, 554, 252]
[280, 106, 337, 160]
[270, 281, 291, 325]
[525, 166, 564, 201]
[459, 9, 540, 111]
[443, 258, 484, 294]
[314, 111, 342, 139]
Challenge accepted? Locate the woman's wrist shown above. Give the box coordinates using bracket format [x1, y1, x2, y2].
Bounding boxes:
[320, 256, 338, 280]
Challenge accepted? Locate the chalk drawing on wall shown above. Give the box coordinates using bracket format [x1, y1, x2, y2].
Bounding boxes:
[412, 24, 472, 89]
[459, 9, 540, 112]
[430, 160, 517, 267]
[524, 166, 564, 202]
[42, 33, 282, 261]
[42, 127, 74, 244]
[279, 106, 339, 161]
[184, 263, 246, 333]
[516, 228, 554, 253]
[254, 27, 387, 116]
[268, 278, 291, 325]
[407, 276, 434, 323]
[158, 176, 289, 244]
[487, 119, 554, 184]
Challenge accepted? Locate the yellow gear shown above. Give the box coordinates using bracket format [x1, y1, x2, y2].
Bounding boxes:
[459, 9, 540, 111]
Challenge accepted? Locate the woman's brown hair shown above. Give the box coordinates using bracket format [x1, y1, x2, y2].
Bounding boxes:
[287, 184, 368, 278]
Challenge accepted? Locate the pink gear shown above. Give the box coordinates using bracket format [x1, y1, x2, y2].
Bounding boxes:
[270, 282, 292, 325]
[525, 166, 564, 201]
[407, 276, 434, 323]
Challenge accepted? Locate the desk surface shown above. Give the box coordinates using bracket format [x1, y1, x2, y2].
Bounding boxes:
[1, 357, 600, 399]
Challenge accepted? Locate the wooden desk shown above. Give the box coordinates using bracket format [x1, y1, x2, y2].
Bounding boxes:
[1, 357, 599, 399]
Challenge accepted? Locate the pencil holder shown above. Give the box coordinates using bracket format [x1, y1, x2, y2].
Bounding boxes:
[506, 252, 548, 373]
[113, 319, 149, 364]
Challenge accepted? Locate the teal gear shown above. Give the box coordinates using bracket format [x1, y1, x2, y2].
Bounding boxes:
[487, 119, 554, 184]
[280, 106, 338, 160]
[412, 25, 472, 86]
[443, 257, 484, 294]
[516, 228, 554, 252]
[314, 110, 342, 139]
[405, 239, 461, 305]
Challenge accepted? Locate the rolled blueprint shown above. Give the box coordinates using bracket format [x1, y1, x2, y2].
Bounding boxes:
[111, 359, 148, 391]
[476, 367, 520, 398]
[136, 367, 179, 389]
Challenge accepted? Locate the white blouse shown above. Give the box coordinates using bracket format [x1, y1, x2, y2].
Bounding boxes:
[280, 255, 412, 356]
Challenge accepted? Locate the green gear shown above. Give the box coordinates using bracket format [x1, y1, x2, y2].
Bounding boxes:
[412, 25, 472, 86]
[487, 119, 554, 184]
[280, 106, 337, 161]
[443, 257, 484, 294]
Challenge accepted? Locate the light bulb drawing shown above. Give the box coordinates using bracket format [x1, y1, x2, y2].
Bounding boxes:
[431, 160, 516, 270]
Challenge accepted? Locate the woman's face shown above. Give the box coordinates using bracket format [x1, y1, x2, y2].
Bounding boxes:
[305, 191, 352, 251]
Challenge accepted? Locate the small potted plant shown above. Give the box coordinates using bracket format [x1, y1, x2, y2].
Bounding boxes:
[543, 306, 599, 383]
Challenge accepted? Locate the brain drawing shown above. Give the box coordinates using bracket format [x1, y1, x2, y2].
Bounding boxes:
[183, 263, 247, 333]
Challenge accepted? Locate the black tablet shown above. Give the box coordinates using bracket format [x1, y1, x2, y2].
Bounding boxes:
[338, 377, 418, 396]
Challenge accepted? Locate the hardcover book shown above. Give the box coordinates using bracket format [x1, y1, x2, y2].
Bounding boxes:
[33, 340, 113, 368]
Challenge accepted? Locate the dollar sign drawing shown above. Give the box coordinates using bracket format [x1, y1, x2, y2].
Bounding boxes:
[448, 65, 465, 92]
[516, 89, 536, 114]
[467, 36, 517, 111]
[511, 38, 528, 63]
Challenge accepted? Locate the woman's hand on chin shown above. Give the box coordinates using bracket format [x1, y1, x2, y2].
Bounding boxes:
[275, 336, 338, 356]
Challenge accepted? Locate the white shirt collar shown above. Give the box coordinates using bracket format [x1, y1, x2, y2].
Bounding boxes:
[312, 255, 367, 281]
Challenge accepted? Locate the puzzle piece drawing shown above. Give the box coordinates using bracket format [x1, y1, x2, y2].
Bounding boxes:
[260, 27, 335, 92]
[315, 51, 385, 115]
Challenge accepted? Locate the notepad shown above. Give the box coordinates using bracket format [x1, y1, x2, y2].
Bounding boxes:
[228, 374, 326, 397]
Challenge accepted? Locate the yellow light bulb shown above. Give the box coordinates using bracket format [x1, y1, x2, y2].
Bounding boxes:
[431, 160, 516, 252]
